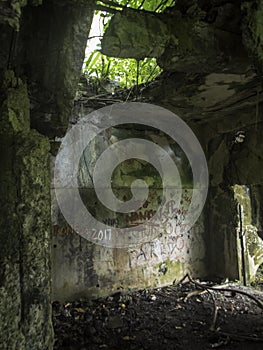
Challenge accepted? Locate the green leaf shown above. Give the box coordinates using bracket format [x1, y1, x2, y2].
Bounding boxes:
[85, 51, 101, 70]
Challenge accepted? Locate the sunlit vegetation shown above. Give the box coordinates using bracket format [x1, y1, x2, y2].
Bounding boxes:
[83, 0, 174, 89]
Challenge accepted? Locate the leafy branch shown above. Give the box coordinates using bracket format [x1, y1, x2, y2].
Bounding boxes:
[83, 51, 162, 90]
[95, 0, 175, 14]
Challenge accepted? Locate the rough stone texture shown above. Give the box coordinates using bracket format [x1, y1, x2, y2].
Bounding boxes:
[0, 0, 27, 30]
[227, 123, 263, 185]
[0, 0, 95, 345]
[0, 0, 43, 30]
[0, 71, 53, 349]
[101, 1, 249, 74]
[15, 0, 94, 137]
[133, 1, 262, 138]
[234, 185, 263, 282]
[241, 0, 263, 73]
[204, 186, 240, 280]
[0, 0, 93, 137]
[204, 122, 263, 280]
[250, 184, 263, 233]
[101, 8, 170, 60]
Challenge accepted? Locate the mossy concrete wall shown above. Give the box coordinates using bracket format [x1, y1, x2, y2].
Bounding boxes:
[0, 71, 53, 349]
[242, 0, 263, 74]
[0, 0, 94, 348]
[16, 0, 94, 137]
[204, 124, 263, 281]
[234, 185, 263, 283]
[51, 124, 206, 301]
[204, 186, 240, 280]
[52, 208, 205, 301]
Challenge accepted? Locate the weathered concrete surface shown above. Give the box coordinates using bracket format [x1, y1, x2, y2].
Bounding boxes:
[101, 1, 248, 74]
[51, 122, 206, 301]
[0, 0, 95, 346]
[206, 123, 263, 189]
[242, 0, 263, 73]
[234, 185, 263, 283]
[0, 0, 96, 345]
[0, 0, 42, 30]
[203, 122, 263, 281]
[51, 220, 205, 301]
[227, 123, 263, 185]
[204, 186, 240, 280]
[15, 0, 94, 137]
[0, 71, 53, 349]
[101, 8, 170, 60]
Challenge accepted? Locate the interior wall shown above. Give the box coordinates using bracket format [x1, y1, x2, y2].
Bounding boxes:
[51, 121, 207, 301]
[205, 123, 263, 281]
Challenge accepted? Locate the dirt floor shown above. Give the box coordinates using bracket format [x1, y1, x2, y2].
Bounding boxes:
[53, 277, 263, 350]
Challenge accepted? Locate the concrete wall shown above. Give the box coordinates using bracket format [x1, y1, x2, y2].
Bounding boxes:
[0, 71, 53, 350]
[234, 185, 263, 283]
[205, 127, 263, 282]
[51, 123, 207, 301]
[0, 1, 94, 348]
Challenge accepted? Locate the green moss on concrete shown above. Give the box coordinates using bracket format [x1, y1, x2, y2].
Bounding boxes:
[233, 185, 252, 225]
[245, 227, 263, 265]
[0, 261, 26, 350]
[242, 1, 263, 71]
[14, 131, 53, 350]
[112, 159, 162, 188]
[156, 259, 185, 285]
[0, 70, 30, 134]
[0, 0, 43, 30]
[101, 9, 170, 59]
[0, 71, 53, 350]
[233, 185, 263, 282]
[0, 70, 30, 259]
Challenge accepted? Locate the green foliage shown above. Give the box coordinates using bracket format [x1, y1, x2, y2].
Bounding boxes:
[82, 0, 173, 89]
[96, 0, 175, 13]
[83, 51, 161, 89]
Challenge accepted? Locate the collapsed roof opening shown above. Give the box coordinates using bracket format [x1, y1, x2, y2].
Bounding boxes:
[82, 9, 163, 93]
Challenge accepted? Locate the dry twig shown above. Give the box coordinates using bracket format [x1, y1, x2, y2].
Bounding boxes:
[181, 274, 263, 310]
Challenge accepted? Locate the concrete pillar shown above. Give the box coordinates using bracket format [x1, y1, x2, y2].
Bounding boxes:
[0, 71, 53, 350]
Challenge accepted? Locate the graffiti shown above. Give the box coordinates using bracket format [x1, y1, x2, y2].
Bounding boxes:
[128, 209, 156, 223]
[125, 196, 192, 240]
[53, 225, 113, 242]
[102, 218, 118, 226]
[53, 191, 204, 267]
[91, 228, 112, 241]
[53, 224, 74, 236]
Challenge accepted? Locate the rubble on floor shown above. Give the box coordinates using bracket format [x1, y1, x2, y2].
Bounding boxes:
[53, 278, 263, 350]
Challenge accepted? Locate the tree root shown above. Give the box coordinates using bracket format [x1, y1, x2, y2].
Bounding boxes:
[178, 273, 263, 334]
